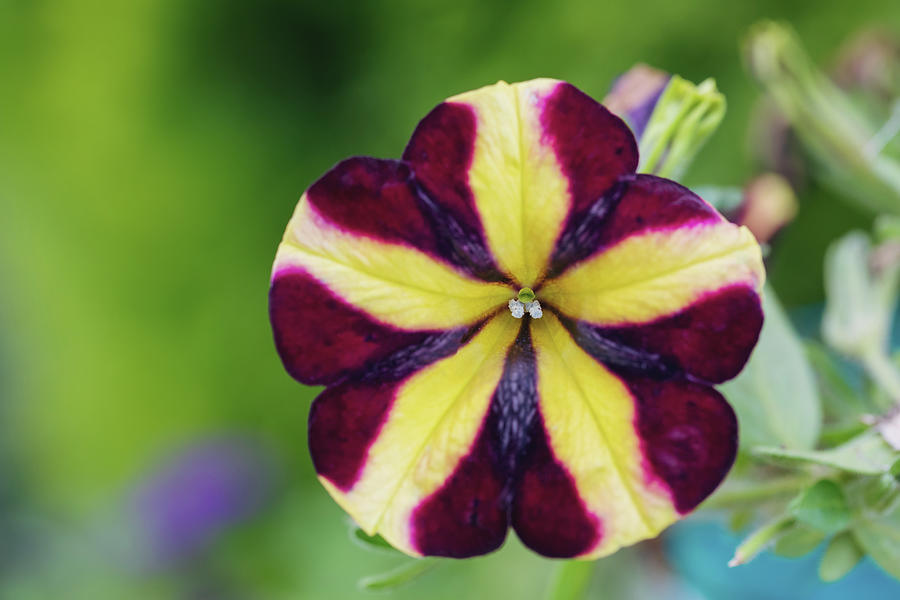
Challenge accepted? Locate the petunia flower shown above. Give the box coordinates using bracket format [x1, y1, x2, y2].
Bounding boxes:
[269, 79, 765, 559]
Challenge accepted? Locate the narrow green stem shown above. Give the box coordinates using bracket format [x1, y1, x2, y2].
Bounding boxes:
[730, 515, 795, 567]
[861, 348, 900, 407]
[544, 560, 595, 600]
[701, 476, 812, 509]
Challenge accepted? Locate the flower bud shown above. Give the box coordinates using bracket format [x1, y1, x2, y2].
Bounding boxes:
[737, 173, 798, 244]
[605, 65, 725, 179]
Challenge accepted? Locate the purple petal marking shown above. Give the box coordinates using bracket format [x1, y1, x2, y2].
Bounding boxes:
[403, 103, 505, 280]
[549, 174, 720, 276]
[488, 322, 539, 477]
[592, 285, 764, 384]
[403, 102, 483, 236]
[307, 157, 438, 253]
[512, 415, 602, 558]
[540, 82, 638, 217]
[269, 269, 439, 386]
[626, 376, 738, 514]
[411, 425, 509, 558]
[307, 156, 501, 278]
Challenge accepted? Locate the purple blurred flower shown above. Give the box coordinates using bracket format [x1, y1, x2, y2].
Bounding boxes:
[134, 437, 275, 566]
[603, 63, 670, 139]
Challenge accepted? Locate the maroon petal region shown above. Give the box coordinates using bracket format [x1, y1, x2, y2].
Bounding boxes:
[403, 103, 504, 279]
[541, 82, 638, 216]
[512, 418, 602, 558]
[270, 269, 444, 386]
[308, 380, 399, 491]
[592, 285, 763, 384]
[626, 376, 738, 514]
[307, 157, 439, 254]
[403, 102, 482, 236]
[411, 426, 509, 558]
[550, 174, 721, 274]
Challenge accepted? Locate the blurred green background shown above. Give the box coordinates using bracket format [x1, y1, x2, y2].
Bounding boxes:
[0, 0, 896, 598]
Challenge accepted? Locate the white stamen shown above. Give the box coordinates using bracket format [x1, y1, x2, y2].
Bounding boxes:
[526, 300, 543, 319]
[508, 299, 525, 319]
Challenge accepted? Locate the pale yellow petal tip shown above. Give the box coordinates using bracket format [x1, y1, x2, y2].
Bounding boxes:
[447, 78, 565, 104]
[737, 224, 768, 289]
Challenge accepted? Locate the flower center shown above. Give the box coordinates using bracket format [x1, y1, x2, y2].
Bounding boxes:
[508, 287, 542, 319]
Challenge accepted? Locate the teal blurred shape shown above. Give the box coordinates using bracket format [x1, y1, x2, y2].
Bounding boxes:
[665, 520, 900, 600]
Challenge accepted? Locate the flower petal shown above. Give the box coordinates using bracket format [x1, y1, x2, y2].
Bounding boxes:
[541, 175, 764, 328]
[270, 157, 511, 384]
[574, 285, 764, 383]
[404, 80, 637, 286]
[518, 313, 736, 559]
[311, 315, 520, 557]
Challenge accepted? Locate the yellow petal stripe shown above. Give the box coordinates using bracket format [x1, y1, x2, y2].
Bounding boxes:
[531, 312, 678, 558]
[273, 194, 512, 330]
[320, 315, 520, 555]
[540, 222, 765, 326]
[449, 79, 570, 287]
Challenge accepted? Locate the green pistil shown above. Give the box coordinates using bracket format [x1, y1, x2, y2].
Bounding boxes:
[517, 287, 535, 304]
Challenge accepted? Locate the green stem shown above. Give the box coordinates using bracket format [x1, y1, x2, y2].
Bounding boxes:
[861, 348, 900, 407]
[544, 560, 595, 600]
[730, 515, 795, 567]
[701, 476, 812, 509]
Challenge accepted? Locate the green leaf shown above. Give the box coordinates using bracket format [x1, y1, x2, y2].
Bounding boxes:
[850, 479, 900, 581]
[728, 509, 756, 533]
[875, 215, 900, 243]
[721, 286, 821, 450]
[804, 341, 868, 422]
[358, 559, 438, 593]
[350, 526, 400, 554]
[773, 523, 826, 558]
[544, 560, 595, 600]
[819, 532, 864, 582]
[788, 480, 851, 533]
[822, 233, 879, 357]
[753, 430, 897, 475]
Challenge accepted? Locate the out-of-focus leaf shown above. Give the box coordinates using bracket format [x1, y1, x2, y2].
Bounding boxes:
[804, 341, 868, 421]
[358, 559, 438, 593]
[852, 503, 900, 581]
[822, 232, 883, 356]
[819, 421, 870, 447]
[891, 458, 900, 481]
[350, 526, 400, 554]
[721, 286, 821, 450]
[728, 509, 756, 533]
[544, 560, 594, 600]
[753, 430, 897, 475]
[819, 532, 864, 582]
[875, 215, 900, 243]
[788, 480, 851, 533]
[773, 522, 826, 557]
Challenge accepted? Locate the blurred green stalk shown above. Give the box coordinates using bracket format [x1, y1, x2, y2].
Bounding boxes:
[745, 21, 900, 214]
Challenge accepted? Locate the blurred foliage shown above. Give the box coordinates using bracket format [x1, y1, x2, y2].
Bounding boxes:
[3, 0, 900, 598]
